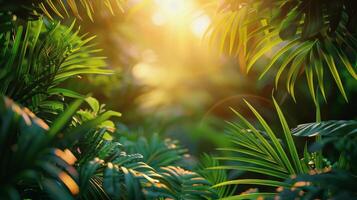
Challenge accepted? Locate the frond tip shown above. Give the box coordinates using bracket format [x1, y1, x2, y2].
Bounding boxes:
[38, 0, 126, 21]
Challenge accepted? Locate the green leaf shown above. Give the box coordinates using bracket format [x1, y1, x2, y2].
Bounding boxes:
[48, 88, 85, 99]
[214, 156, 288, 173]
[230, 108, 283, 166]
[259, 38, 299, 79]
[312, 47, 327, 101]
[38, 0, 126, 21]
[219, 12, 237, 54]
[85, 97, 100, 113]
[103, 164, 121, 199]
[273, 97, 303, 174]
[306, 51, 317, 103]
[292, 120, 357, 137]
[48, 98, 83, 138]
[217, 147, 275, 164]
[279, 4, 302, 39]
[275, 41, 314, 88]
[320, 43, 348, 101]
[220, 193, 276, 200]
[285, 47, 309, 101]
[247, 32, 281, 72]
[244, 100, 295, 174]
[302, 2, 323, 39]
[213, 179, 290, 188]
[209, 165, 290, 179]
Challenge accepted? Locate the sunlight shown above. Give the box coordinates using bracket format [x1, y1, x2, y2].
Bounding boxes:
[132, 49, 159, 82]
[191, 13, 211, 38]
[151, 12, 167, 26]
[152, 0, 195, 25]
[130, 1, 220, 111]
[154, 0, 193, 16]
[132, 62, 155, 81]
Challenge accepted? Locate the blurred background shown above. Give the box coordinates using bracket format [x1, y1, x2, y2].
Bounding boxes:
[62, 0, 357, 157]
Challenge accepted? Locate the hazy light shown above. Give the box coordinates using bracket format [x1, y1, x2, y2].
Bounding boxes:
[154, 0, 192, 16]
[151, 12, 167, 26]
[133, 62, 157, 81]
[151, 0, 195, 26]
[142, 49, 158, 62]
[133, 50, 159, 81]
[132, 63, 151, 80]
[191, 14, 211, 38]
[128, 0, 144, 6]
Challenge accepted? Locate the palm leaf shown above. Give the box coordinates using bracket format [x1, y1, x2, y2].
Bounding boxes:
[0, 96, 79, 199]
[206, 0, 357, 102]
[211, 99, 310, 198]
[157, 166, 218, 200]
[213, 179, 290, 188]
[273, 97, 303, 174]
[292, 120, 357, 137]
[197, 154, 236, 198]
[38, 0, 126, 21]
[121, 133, 187, 169]
[0, 18, 111, 114]
[220, 192, 276, 200]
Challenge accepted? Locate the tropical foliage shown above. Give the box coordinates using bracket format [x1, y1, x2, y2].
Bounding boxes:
[211, 99, 357, 199]
[0, 0, 125, 21]
[0, 19, 109, 113]
[0, 0, 356, 200]
[207, 0, 357, 102]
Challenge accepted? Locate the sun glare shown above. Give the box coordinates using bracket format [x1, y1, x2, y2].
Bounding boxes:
[191, 13, 211, 38]
[151, 12, 166, 26]
[152, 0, 195, 25]
[154, 0, 193, 16]
[133, 0, 217, 110]
[150, 0, 211, 38]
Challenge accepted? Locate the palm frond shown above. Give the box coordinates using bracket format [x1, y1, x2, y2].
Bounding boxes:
[206, 0, 357, 102]
[220, 192, 276, 200]
[205, 4, 250, 71]
[78, 157, 160, 200]
[0, 18, 111, 114]
[211, 99, 357, 199]
[211, 99, 311, 198]
[37, 0, 126, 21]
[121, 133, 188, 169]
[157, 166, 218, 200]
[292, 120, 357, 137]
[0, 96, 79, 199]
[197, 154, 236, 198]
[44, 96, 164, 200]
[279, 124, 357, 199]
[292, 120, 357, 172]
